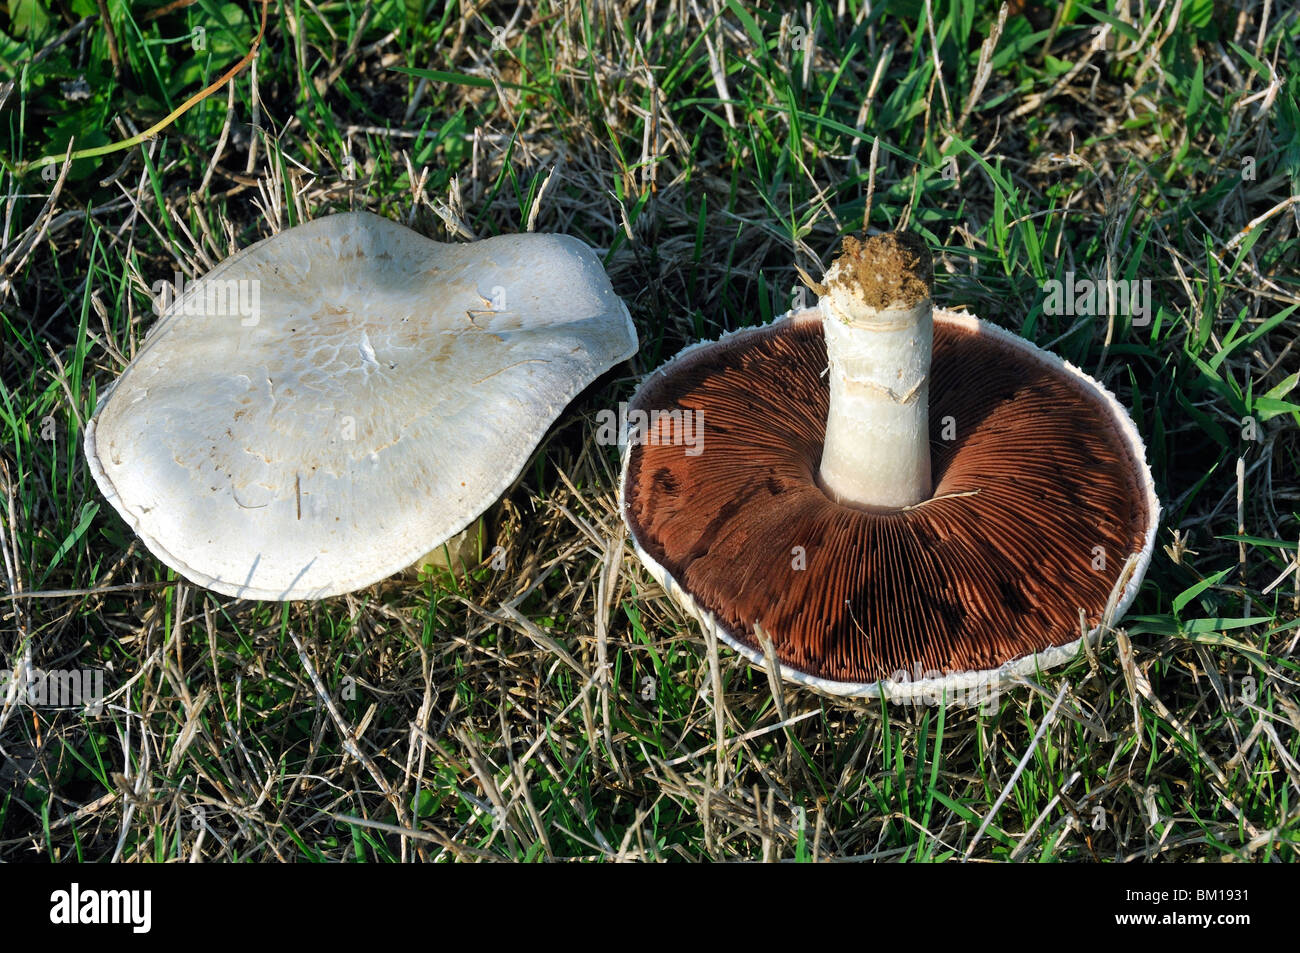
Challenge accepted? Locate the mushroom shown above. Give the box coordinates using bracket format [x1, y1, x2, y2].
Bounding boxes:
[620, 232, 1159, 700]
[85, 210, 637, 599]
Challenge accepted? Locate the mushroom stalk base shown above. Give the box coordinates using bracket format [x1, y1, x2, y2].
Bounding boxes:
[817, 297, 933, 509]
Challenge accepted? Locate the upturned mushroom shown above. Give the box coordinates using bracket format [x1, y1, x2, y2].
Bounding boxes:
[620, 231, 1159, 700]
[85, 210, 637, 599]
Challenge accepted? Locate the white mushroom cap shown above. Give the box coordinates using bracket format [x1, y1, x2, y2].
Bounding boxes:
[85, 211, 637, 599]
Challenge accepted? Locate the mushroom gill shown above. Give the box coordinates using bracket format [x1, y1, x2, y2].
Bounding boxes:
[622, 316, 1151, 684]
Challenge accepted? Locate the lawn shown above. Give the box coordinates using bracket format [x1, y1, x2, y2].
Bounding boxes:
[1, 0, 1298, 861]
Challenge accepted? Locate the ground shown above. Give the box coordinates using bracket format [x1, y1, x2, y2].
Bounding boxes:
[1, 0, 1298, 861]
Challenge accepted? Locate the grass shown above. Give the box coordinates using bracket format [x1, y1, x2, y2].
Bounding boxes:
[0, 0, 1298, 861]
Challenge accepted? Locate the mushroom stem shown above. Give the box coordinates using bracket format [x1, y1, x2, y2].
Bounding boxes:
[817, 233, 934, 510]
